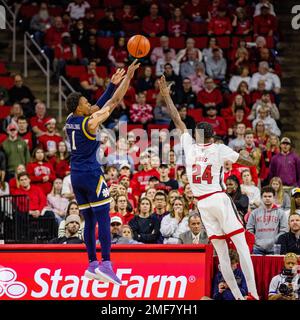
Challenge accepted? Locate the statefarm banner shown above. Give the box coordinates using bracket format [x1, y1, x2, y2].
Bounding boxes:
[0, 244, 213, 300]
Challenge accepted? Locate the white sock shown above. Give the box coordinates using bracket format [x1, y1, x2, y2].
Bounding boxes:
[231, 233, 259, 300]
[211, 239, 245, 300]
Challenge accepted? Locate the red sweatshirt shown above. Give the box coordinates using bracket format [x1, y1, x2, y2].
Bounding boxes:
[12, 184, 47, 212]
[30, 116, 52, 133]
[142, 15, 165, 36]
[233, 163, 258, 186]
[26, 161, 56, 195]
[132, 168, 160, 196]
[254, 14, 277, 36]
[197, 88, 223, 107]
[208, 16, 232, 35]
[49, 156, 70, 179]
[203, 116, 227, 136]
[38, 134, 63, 153]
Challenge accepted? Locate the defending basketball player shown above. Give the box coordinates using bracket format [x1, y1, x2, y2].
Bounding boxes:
[158, 75, 259, 300]
[65, 60, 140, 285]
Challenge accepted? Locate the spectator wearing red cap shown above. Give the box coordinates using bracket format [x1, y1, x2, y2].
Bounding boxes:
[53, 32, 83, 79]
[26, 147, 56, 195]
[38, 118, 63, 157]
[142, 3, 165, 37]
[2, 123, 30, 181]
[17, 116, 37, 152]
[269, 137, 300, 187]
[49, 141, 70, 179]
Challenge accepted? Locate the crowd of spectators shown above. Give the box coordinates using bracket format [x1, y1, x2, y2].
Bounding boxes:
[0, 0, 300, 299]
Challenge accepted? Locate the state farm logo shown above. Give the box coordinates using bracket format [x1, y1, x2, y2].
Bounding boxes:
[0, 267, 27, 299]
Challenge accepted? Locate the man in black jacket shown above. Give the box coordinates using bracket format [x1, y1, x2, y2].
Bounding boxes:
[277, 213, 300, 255]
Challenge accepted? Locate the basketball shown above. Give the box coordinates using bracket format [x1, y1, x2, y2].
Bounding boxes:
[127, 35, 151, 58]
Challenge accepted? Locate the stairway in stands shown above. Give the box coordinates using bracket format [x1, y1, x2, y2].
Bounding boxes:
[276, 0, 300, 152]
[0, 25, 60, 124]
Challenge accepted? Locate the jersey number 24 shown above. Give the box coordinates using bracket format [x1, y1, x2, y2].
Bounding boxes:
[192, 164, 213, 184]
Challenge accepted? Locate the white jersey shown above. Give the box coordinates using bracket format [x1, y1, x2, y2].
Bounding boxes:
[181, 132, 239, 197]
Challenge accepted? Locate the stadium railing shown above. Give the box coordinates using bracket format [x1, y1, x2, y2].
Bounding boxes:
[0, 0, 16, 62]
[58, 75, 75, 123]
[24, 31, 50, 109]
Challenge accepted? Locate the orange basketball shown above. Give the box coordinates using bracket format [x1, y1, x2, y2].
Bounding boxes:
[127, 35, 151, 58]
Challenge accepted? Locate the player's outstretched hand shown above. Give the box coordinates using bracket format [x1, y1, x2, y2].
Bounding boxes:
[158, 75, 172, 97]
[126, 59, 140, 79]
[111, 68, 126, 85]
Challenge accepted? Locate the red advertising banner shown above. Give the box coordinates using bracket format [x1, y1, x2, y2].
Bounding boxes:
[0, 244, 213, 300]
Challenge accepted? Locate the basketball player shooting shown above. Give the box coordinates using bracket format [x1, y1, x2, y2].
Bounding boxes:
[65, 59, 140, 285]
[158, 75, 259, 300]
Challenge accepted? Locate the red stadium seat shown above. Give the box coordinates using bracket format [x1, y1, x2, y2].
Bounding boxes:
[0, 106, 12, 119]
[96, 66, 108, 78]
[148, 37, 161, 49]
[65, 65, 86, 79]
[122, 21, 142, 36]
[169, 37, 185, 50]
[0, 77, 14, 89]
[19, 4, 39, 19]
[94, 8, 105, 20]
[48, 7, 64, 17]
[194, 37, 208, 49]
[0, 63, 8, 75]
[97, 37, 114, 50]
[187, 108, 203, 123]
[216, 36, 231, 49]
[103, 0, 123, 9]
[189, 21, 208, 35]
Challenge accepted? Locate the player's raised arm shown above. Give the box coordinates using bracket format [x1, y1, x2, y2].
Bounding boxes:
[90, 68, 126, 113]
[236, 150, 255, 167]
[158, 75, 187, 134]
[88, 59, 140, 131]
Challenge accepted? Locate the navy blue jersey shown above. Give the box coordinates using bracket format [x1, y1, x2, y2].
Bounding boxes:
[65, 114, 101, 172]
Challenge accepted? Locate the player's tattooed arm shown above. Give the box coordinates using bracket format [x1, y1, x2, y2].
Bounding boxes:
[158, 75, 187, 134]
[88, 60, 140, 132]
[236, 150, 254, 167]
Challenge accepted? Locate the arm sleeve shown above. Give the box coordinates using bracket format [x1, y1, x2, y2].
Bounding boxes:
[95, 82, 116, 107]
[160, 216, 178, 238]
[218, 144, 240, 163]
[180, 132, 194, 157]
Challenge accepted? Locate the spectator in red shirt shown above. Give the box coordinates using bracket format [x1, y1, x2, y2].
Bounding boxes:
[44, 16, 68, 48]
[8, 164, 26, 194]
[168, 7, 188, 37]
[30, 102, 51, 137]
[197, 77, 223, 111]
[226, 107, 252, 138]
[184, 0, 208, 22]
[114, 194, 134, 225]
[131, 152, 160, 198]
[17, 116, 37, 152]
[223, 160, 242, 184]
[208, 5, 232, 35]
[26, 147, 56, 195]
[142, 3, 165, 37]
[38, 118, 63, 157]
[203, 106, 227, 139]
[232, 7, 252, 35]
[49, 141, 70, 179]
[12, 172, 55, 220]
[108, 36, 128, 68]
[254, 4, 277, 37]
[255, 47, 282, 77]
[130, 92, 153, 125]
[222, 94, 250, 120]
[53, 32, 83, 79]
[80, 60, 104, 102]
[230, 81, 252, 107]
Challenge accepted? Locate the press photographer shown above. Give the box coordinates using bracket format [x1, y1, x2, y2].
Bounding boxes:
[268, 253, 300, 300]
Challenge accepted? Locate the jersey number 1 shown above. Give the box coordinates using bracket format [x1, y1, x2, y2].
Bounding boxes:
[71, 131, 77, 150]
[192, 164, 213, 184]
